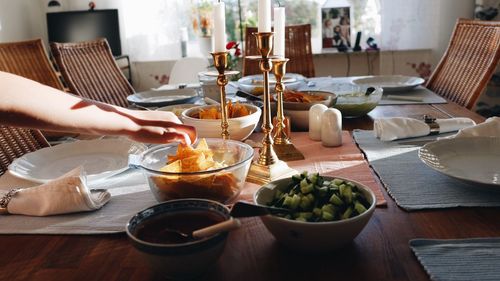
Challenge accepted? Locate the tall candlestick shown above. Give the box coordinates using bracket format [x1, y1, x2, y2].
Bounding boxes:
[258, 0, 271, 32]
[273, 7, 285, 58]
[213, 2, 226, 52]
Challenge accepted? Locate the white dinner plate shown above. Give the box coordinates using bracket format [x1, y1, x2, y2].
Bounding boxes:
[418, 137, 500, 188]
[127, 88, 199, 107]
[8, 139, 147, 183]
[352, 75, 425, 92]
[237, 73, 305, 94]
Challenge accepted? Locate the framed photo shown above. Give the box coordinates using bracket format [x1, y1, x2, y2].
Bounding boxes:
[321, 7, 351, 50]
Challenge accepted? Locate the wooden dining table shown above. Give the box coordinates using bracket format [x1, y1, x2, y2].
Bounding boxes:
[0, 100, 493, 281]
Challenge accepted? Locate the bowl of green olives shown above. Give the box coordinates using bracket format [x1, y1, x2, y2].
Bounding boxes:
[254, 172, 376, 253]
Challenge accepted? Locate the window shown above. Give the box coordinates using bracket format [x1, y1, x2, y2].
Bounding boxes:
[112, 0, 438, 60]
[222, 0, 381, 53]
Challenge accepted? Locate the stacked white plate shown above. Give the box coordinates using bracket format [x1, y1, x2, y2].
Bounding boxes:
[8, 139, 146, 183]
[419, 137, 500, 188]
[353, 75, 425, 92]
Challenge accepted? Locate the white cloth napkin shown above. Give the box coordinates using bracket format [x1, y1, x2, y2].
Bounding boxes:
[453, 117, 500, 138]
[374, 117, 476, 141]
[6, 167, 110, 216]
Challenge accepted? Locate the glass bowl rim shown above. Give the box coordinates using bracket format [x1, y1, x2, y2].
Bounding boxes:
[134, 139, 254, 176]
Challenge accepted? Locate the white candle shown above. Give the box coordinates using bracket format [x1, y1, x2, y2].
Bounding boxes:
[273, 7, 285, 58]
[213, 2, 226, 52]
[258, 0, 271, 32]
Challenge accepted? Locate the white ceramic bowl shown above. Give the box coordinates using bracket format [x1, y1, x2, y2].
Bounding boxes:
[281, 91, 337, 131]
[181, 104, 261, 141]
[254, 176, 376, 253]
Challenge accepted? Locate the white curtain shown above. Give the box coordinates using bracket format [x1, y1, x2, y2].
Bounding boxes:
[119, 0, 191, 61]
[379, 0, 438, 50]
[380, 0, 475, 52]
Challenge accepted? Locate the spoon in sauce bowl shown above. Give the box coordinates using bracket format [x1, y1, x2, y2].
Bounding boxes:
[164, 218, 241, 241]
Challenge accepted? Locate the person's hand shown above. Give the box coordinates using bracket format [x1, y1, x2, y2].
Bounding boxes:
[125, 110, 197, 145]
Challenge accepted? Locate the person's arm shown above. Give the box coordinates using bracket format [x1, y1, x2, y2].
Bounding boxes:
[0, 71, 196, 144]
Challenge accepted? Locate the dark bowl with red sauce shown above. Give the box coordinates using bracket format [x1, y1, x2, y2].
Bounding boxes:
[126, 199, 230, 280]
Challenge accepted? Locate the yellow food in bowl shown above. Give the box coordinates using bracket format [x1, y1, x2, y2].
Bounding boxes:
[279, 90, 327, 103]
[191, 102, 251, 119]
[152, 139, 239, 202]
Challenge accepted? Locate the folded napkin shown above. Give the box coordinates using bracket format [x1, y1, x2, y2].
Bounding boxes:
[5, 167, 110, 216]
[454, 117, 500, 138]
[374, 117, 476, 141]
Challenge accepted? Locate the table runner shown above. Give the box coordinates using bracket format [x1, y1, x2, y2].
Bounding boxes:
[410, 238, 500, 281]
[242, 131, 386, 206]
[0, 131, 385, 235]
[304, 77, 447, 105]
[353, 130, 500, 210]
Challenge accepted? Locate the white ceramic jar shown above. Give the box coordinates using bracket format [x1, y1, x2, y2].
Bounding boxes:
[308, 104, 328, 141]
[321, 108, 342, 147]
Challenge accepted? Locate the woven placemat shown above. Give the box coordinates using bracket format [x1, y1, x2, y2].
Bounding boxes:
[353, 130, 500, 210]
[410, 238, 500, 281]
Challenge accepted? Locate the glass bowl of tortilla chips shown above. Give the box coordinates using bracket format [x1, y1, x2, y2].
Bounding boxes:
[129, 138, 254, 203]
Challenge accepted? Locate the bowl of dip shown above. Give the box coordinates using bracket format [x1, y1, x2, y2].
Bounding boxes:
[126, 199, 230, 280]
[333, 86, 383, 118]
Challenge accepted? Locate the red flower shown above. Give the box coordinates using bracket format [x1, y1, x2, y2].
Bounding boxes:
[226, 41, 237, 50]
[234, 48, 241, 57]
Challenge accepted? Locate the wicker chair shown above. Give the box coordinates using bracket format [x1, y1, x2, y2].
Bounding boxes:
[0, 39, 65, 91]
[426, 19, 500, 109]
[0, 126, 49, 176]
[51, 39, 134, 108]
[243, 24, 315, 78]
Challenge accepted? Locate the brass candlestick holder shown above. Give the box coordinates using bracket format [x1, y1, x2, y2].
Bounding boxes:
[272, 58, 305, 161]
[246, 32, 297, 185]
[204, 52, 239, 140]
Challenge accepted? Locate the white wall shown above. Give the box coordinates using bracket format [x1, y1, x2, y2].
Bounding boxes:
[0, 0, 46, 43]
[0, 0, 123, 46]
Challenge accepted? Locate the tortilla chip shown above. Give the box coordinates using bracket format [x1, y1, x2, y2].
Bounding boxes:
[160, 160, 181, 173]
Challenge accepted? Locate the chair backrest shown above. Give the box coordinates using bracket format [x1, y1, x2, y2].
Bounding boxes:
[426, 19, 500, 109]
[0, 126, 49, 176]
[168, 57, 209, 85]
[51, 38, 134, 108]
[243, 24, 315, 78]
[0, 39, 65, 91]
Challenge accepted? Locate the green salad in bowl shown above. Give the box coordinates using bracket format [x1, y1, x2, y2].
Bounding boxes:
[267, 172, 371, 222]
[254, 172, 376, 252]
[333, 86, 383, 118]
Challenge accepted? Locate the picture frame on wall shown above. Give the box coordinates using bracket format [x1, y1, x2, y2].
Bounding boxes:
[321, 6, 351, 51]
